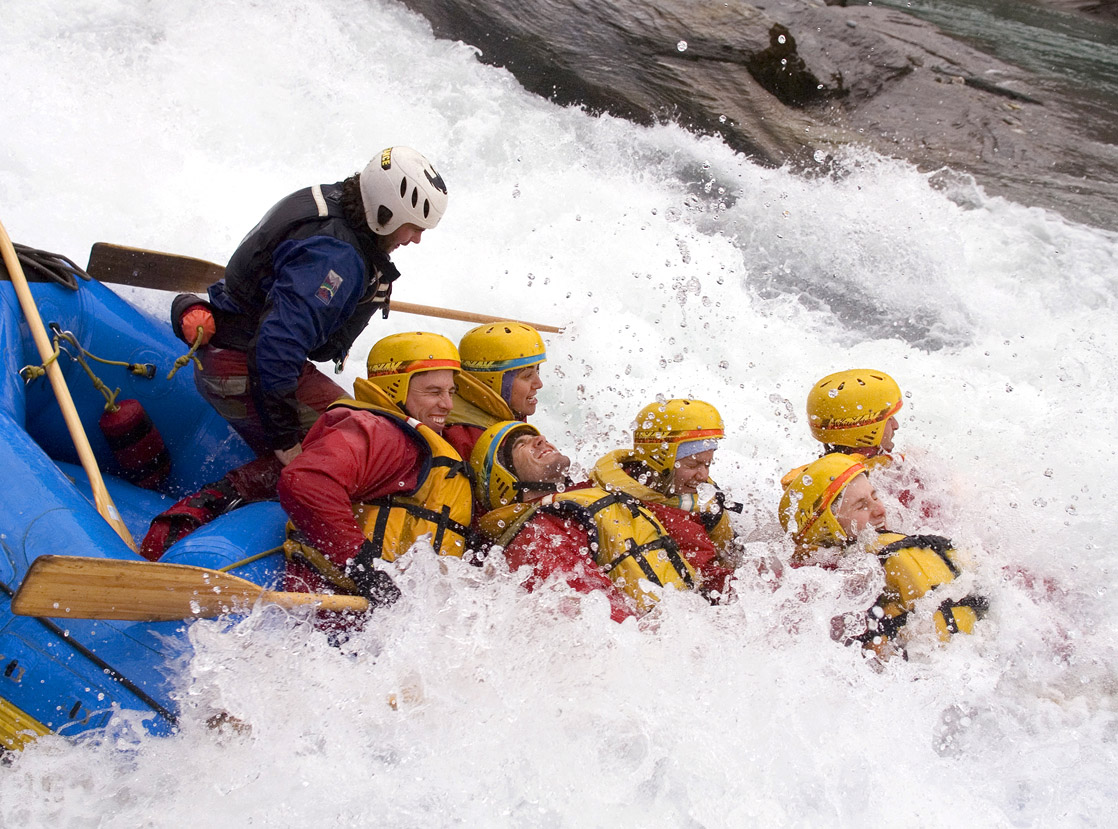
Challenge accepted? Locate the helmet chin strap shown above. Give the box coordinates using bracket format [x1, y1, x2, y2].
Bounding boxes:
[513, 480, 563, 493]
[512, 478, 572, 500]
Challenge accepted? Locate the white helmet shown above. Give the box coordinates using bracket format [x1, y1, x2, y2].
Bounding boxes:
[360, 146, 448, 236]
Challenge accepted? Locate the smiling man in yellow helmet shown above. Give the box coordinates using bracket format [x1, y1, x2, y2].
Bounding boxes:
[277, 331, 474, 609]
[442, 321, 548, 463]
[779, 453, 988, 657]
[786, 368, 938, 521]
[470, 420, 720, 620]
[591, 399, 741, 594]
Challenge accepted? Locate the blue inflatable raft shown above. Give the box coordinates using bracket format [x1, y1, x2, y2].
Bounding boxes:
[0, 248, 287, 750]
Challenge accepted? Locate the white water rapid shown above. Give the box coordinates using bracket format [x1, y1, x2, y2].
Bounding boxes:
[2, 1, 1117, 825]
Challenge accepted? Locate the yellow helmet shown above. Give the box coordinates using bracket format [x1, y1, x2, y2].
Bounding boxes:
[459, 322, 546, 402]
[632, 399, 724, 475]
[365, 331, 460, 409]
[779, 453, 867, 547]
[469, 421, 541, 511]
[807, 369, 902, 449]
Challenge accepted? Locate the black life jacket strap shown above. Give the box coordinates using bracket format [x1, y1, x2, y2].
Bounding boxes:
[936, 594, 991, 634]
[536, 495, 694, 589]
[877, 533, 960, 578]
[361, 496, 472, 554]
[852, 606, 909, 645]
[284, 526, 362, 595]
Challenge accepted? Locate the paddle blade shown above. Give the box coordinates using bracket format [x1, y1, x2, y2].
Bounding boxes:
[12, 555, 271, 622]
[12, 555, 370, 621]
[87, 242, 222, 293]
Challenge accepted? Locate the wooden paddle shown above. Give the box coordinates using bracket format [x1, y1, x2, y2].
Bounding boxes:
[0, 223, 139, 552]
[11, 555, 369, 622]
[87, 242, 563, 333]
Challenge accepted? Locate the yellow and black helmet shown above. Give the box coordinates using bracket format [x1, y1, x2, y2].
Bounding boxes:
[807, 369, 902, 449]
[469, 421, 541, 511]
[459, 322, 546, 403]
[779, 453, 867, 547]
[632, 399, 724, 475]
[365, 332, 460, 410]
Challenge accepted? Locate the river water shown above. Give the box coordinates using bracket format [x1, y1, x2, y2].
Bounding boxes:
[862, 0, 1118, 138]
[1, 1, 1117, 826]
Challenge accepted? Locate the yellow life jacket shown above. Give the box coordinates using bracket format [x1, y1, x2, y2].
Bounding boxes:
[480, 487, 697, 614]
[591, 449, 738, 554]
[284, 386, 474, 594]
[446, 372, 514, 428]
[856, 532, 989, 648]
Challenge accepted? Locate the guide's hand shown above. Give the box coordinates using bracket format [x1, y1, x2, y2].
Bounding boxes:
[274, 443, 303, 466]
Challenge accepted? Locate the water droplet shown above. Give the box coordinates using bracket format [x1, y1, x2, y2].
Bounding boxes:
[778, 34, 787, 44]
[677, 40, 688, 52]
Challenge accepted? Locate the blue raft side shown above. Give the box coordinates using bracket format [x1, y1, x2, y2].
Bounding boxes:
[0, 273, 287, 742]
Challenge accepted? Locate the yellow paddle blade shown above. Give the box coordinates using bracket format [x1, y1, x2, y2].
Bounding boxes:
[11, 555, 368, 622]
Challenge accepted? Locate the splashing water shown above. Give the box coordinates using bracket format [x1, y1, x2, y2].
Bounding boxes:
[2, 0, 1117, 825]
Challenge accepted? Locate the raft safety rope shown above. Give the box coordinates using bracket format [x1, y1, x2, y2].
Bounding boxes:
[217, 546, 285, 573]
[19, 324, 156, 411]
[166, 326, 206, 380]
[0, 243, 90, 291]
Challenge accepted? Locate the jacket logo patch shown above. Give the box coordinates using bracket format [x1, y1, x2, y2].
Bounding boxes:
[316, 270, 343, 305]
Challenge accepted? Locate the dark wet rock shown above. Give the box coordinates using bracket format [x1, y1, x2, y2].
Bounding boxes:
[399, 0, 1118, 230]
[1037, 0, 1118, 21]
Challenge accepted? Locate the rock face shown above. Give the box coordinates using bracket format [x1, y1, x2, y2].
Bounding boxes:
[1039, 0, 1118, 20]
[398, 0, 1118, 230]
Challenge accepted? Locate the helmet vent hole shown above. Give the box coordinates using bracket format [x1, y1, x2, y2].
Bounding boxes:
[423, 200, 430, 218]
[411, 189, 419, 208]
[399, 178, 407, 198]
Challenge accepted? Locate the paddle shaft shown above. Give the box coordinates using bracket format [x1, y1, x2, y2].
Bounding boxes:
[0, 224, 139, 552]
[12, 555, 370, 622]
[87, 242, 562, 333]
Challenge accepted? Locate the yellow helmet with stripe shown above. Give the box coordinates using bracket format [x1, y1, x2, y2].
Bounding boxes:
[365, 332, 460, 409]
[632, 399, 724, 475]
[459, 322, 546, 403]
[469, 421, 542, 511]
[807, 369, 902, 449]
[779, 453, 867, 547]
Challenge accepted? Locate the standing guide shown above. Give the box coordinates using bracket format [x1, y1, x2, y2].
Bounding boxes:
[142, 147, 448, 559]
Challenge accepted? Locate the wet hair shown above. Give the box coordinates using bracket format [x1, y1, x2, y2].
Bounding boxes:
[500, 432, 531, 478]
[340, 173, 367, 230]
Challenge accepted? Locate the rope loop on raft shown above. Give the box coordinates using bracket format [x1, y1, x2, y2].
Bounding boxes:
[2, 243, 91, 291]
[19, 324, 157, 411]
[166, 326, 206, 380]
[217, 546, 286, 573]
